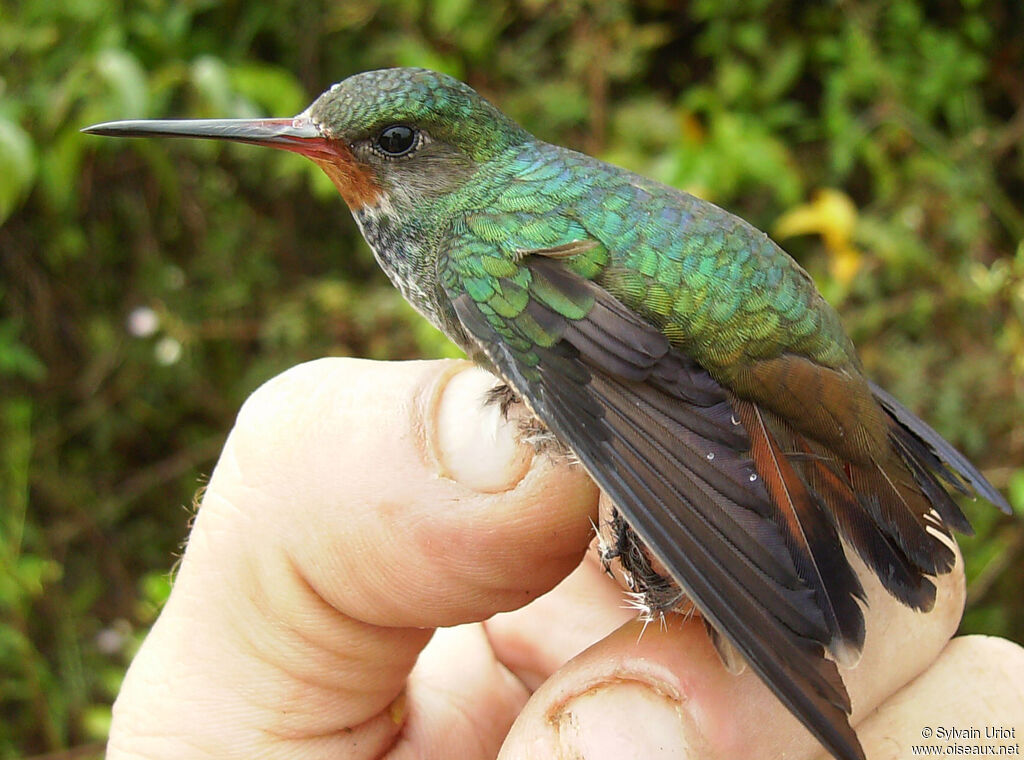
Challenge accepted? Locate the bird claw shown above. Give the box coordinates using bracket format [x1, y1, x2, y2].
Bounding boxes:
[483, 382, 520, 416]
[600, 506, 687, 617]
[485, 381, 577, 460]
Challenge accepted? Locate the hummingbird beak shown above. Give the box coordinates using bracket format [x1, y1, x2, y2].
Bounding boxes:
[81, 117, 337, 160]
[84, 116, 384, 208]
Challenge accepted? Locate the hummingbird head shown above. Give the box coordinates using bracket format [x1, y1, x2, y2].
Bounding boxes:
[83, 68, 530, 214]
[307, 68, 530, 210]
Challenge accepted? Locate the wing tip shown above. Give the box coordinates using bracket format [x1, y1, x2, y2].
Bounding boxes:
[869, 380, 1011, 517]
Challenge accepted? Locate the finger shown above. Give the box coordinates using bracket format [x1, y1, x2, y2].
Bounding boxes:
[856, 635, 1024, 759]
[388, 624, 530, 759]
[227, 358, 599, 627]
[485, 548, 635, 690]
[500, 498, 967, 760]
[499, 618, 719, 759]
[841, 544, 967, 725]
[108, 358, 599, 760]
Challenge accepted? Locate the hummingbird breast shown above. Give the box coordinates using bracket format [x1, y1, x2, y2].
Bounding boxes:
[352, 201, 477, 356]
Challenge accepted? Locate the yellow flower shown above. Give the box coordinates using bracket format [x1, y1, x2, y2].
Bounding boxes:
[775, 188, 863, 284]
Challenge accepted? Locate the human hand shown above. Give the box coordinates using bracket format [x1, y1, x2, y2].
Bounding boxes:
[106, 358, 1024, 759]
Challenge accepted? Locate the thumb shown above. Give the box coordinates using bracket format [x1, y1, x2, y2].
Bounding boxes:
[107, 358, 599, 760]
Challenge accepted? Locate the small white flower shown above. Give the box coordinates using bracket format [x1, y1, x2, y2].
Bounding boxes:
[127, 306, 159, 337]
[95, 620, 132, 655]
[154, 336, 182, 365]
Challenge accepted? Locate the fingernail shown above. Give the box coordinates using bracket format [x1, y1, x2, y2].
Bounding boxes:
[554, 680, 698, 759]
[431, 365, 533, 493]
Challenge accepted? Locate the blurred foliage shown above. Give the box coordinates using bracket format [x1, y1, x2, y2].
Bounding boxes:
[1, 0, 1023, 755]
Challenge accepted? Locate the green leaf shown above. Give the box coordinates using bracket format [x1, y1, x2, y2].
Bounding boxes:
[140, 571, 172, 609]
[230, 64, 308, 117]
[1008, 469, 1024, 517]
[37, 126, 85, 214]
[81, 703, 112, 740]
[0, 321, 46, 381]
[95, 49, 148, 117]
[430, 0, 474, 35]
[0, 117, 36, 224]
[190, 55, 235, 115]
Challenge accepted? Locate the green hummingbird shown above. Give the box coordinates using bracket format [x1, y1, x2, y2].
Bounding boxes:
[84, 68, 1010, 760]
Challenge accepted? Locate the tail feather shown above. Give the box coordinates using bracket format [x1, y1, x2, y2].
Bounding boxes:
[735, 400, 866, 665]
[889, 426, 973, 535]
[870, 381, 1010, 514]
[779, 380, 1008, 615]
[742, 380, 1006, 618]
[848, 459, 956, 576]
[789, 434, 939, 611]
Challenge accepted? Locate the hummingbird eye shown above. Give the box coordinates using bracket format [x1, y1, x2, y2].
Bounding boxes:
[375, 125, 418, 157]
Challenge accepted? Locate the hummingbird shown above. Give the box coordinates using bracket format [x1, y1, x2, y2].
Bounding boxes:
[84, 67, 1011, 760]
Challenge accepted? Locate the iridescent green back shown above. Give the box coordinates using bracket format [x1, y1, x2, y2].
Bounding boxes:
[444, 140, 859, 387]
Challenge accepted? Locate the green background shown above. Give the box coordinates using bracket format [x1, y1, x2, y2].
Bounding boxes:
[2, 0, 1022, 755]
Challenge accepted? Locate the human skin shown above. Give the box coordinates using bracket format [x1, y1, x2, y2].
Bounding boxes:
[105, 358, 1024, 759]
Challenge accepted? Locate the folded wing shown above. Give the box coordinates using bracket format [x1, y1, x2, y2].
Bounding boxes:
[443, 252, 868, 760]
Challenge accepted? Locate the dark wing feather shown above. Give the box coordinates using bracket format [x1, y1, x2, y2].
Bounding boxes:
[444, 254, 867, 760]
[870, 381, 1011, 516]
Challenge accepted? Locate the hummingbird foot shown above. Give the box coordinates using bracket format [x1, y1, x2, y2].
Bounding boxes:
[600, 507, 745, 670]
[600, 506, 686, 617]
[483, 381, 520, 416]
[485, 381, 578, 462]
